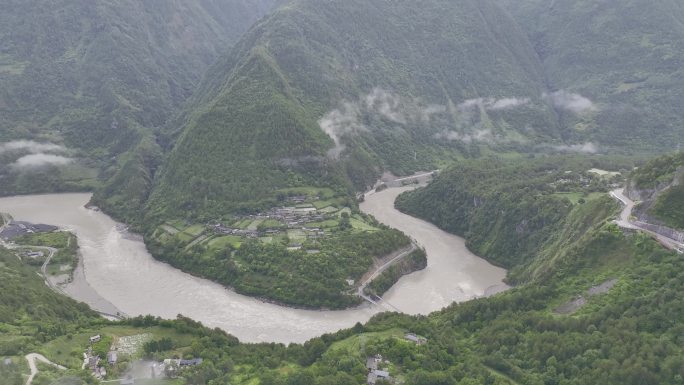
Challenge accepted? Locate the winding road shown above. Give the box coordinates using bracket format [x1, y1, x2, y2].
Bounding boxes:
[24, 353, 66, 385]
[356, 243, 418, 312]
[610, 189, 684, 252]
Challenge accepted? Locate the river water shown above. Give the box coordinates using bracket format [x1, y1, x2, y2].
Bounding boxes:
[0, 188, 506, 343]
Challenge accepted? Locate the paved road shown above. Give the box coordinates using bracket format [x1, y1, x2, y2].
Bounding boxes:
[610, 189, 684, 252]
[356, 244, 418, 312]
[25, 353, 66, 385]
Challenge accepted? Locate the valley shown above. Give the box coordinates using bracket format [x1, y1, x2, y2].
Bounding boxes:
[1, 0, 684, 383]
[0, 185, 505, 344]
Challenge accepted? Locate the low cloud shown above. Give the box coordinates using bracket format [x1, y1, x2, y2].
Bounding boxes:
[0, 140, 66, 154]
[11, 154, 73, 169]
[543, 90, 597, 114]
[320, 91, 532, 158]
[433, 129, 494, 144]
[320, 88, 449, 159]
[458, 97, 530, 112]
[548, 142, 599, 154]
[364, 88, 406, 124]
[318, 102, 366, 159]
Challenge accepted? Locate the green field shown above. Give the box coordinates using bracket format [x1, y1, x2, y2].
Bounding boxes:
[349, 218, 377, 231]
[553, 192, 605, 204]
[277, 187, 336, 199]
[208, 235, 243, 250]
[183, 225, 205, 237]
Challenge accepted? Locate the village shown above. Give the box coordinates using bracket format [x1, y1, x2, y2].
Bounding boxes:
[151, 188, 378, 254]
[82, 334, 202, 384]
[210, 195, 331, 240]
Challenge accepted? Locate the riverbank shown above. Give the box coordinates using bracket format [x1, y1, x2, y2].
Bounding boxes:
[0, 189, 508, 343]
[361, 187, 509, 314]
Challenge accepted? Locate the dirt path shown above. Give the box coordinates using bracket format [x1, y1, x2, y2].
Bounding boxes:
[25, 353, 66, 385]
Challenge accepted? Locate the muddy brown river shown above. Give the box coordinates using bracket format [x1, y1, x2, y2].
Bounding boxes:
[0, 188, 506, 343]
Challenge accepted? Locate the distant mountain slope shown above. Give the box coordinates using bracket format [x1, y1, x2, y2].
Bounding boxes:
[146, 0, 560, 221]
[0, 0, 275, 150]
[497, 0, 684, 150]
[0, 0, 276, 218]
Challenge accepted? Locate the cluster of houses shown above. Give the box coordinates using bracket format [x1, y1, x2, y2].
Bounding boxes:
[83, 334, 203, 383]
[211, 224, 260, 238]
[83, 335, 108, 379]
[366, 354, 391, 385]
[0, 221, 57, 241]
[211, 205, 331, 239]
[365, 333, 428, 385]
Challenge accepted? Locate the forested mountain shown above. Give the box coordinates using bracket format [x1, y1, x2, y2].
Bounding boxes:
[143, 0, 559, 221]
[497, 0, 684, 150]
[0, 0, 276, 206]
[138, 0, 684, 223]
[394, 156, 633, 280]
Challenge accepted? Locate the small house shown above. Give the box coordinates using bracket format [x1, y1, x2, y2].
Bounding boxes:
[366, 354, 382, 370]
[3, 358, 12, 365]
[179, 358, 203, 366]
[107, 351, 117, 365]
[88, 356, 99, 369]
[367, 369, 391, 385]
[405, 333, 427, 345]
[89, 335, 101, 343]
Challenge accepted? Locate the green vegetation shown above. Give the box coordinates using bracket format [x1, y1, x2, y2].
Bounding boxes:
[144, 0, 558, 223]
[497, 0, 684, 152]
[145, 191, 418, 308]
[365, 249, 427, 297]
[14, 231, 79, 276]
[652, 184, 684, 229]
[395, 156, 628, 275]
[148, 226, 410, 309]
[629, 152, 684, 229]
[3, 152, 684, 385]
[112, 221, 684, 385]
[630, 152, 684, 189]
[0, 0, 276, 218]
[0, 248, 97, 356]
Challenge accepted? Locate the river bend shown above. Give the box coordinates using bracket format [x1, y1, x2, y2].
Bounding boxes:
[0, 188, 506, 343]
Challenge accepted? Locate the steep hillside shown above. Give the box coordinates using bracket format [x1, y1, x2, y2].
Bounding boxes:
[146, 0, 560, 221]
[628, 152, 684, 229]
[0, 0, 275, 207]
[395, 156, 629, 278]
[497, 0, 684, 151]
